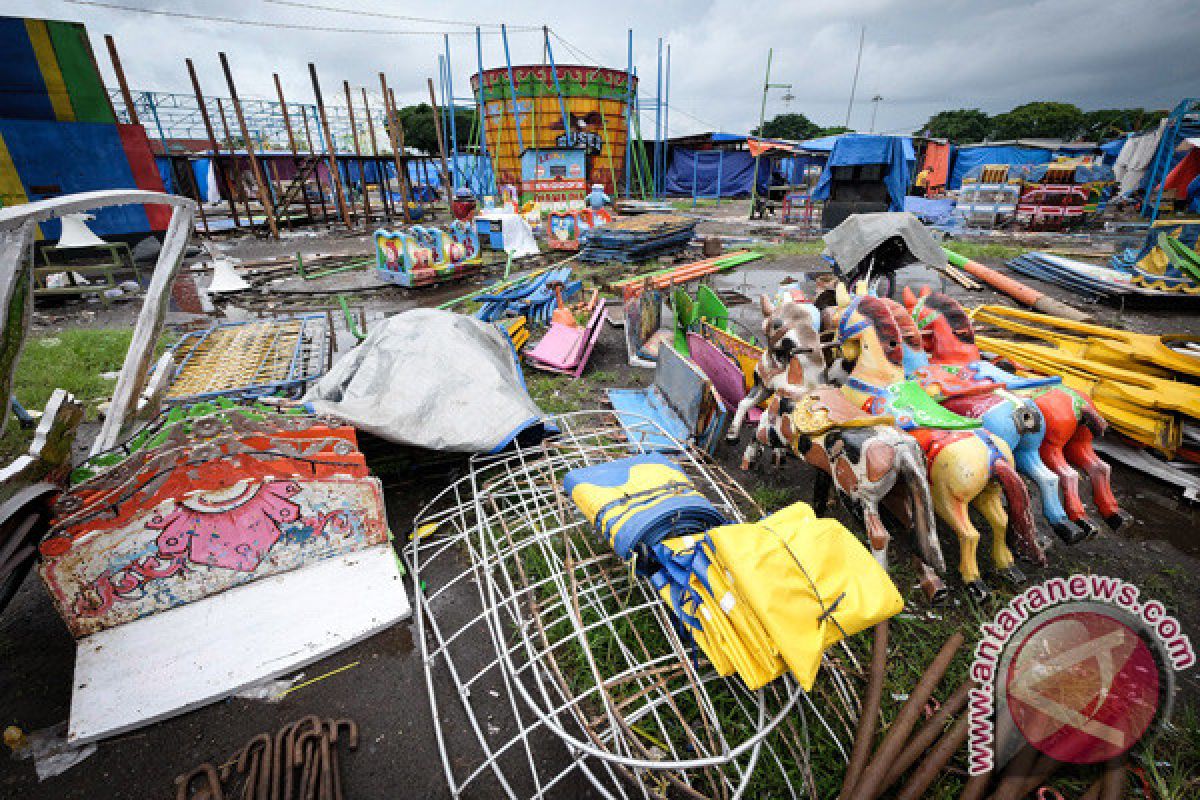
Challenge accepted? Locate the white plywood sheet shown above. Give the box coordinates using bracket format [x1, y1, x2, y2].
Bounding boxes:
[68, 545, 410, 744]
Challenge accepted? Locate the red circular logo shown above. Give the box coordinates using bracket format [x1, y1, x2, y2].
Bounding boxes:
[1005, 610, 1161, 764]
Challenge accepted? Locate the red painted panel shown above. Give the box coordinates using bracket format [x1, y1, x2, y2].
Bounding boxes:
[117, 122, 170, 231]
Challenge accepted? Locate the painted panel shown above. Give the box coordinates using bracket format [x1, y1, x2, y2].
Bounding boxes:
[117, 123, 170, 231]
[45, 20, 115, 124]
[24, 19, 75, 121]
[0, 17, 56, 120]
[0, 119, 152, 237]
[41, 474, 389, 637]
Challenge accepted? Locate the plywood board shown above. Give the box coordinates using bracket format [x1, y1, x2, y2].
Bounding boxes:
[68, 544, 409, 744]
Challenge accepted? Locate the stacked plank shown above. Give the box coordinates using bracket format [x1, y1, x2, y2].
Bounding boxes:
[579, 213, 697, 263]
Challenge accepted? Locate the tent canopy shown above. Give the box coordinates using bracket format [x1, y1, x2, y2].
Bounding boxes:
[812, 134, 915, 211]
[947, 145, 1052, 189]
[663, 149, 769, 197]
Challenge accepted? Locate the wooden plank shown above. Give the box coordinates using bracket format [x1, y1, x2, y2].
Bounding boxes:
[23, 20, 75, 122]
[68, 544, 410, 744]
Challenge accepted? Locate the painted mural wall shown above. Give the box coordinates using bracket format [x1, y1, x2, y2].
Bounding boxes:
[470, 65, 636, 198]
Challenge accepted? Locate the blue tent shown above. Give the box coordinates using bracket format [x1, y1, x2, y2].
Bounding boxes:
[811, 134, 915, 211]
[663, 149, 768, 197]
[947, 145, 1052, 189]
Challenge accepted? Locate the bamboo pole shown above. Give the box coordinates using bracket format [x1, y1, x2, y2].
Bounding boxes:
[379, 75, 412, 223]
[273, 73, 315, 222]
[216, 98, 254, 224]
[308, 63, 351, 227]
[185, 58, 240, 229]
[218, 52, 279, 239]
[343, 81, 370, 225]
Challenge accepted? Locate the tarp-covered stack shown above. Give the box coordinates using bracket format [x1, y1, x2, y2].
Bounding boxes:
[579, 213, 697, 263]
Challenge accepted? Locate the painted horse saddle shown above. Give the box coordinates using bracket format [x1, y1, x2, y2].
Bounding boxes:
[788, 387, 895, 436]
[846, 379, 982, 431]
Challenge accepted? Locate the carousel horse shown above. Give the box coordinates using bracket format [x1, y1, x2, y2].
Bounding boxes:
[829, 292, 1046, 597]
[727, 293, 945, 578]
[903, 288, 1121, 532]
[879, 297, 1089, 546]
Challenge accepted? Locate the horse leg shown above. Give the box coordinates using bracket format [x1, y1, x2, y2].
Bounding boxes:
[971, 481, 1025, 586]
[812, 466, 833, 515]
[1039, 436, 1089, 526]
[929, 474, 988, 600]
[1014, 441, 1087, 545]
[1063, 423, 1124, 530]
[728, 381, 767, 442]
[861, 500, 891, 569]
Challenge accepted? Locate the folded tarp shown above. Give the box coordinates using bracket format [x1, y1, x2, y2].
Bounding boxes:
[653, 501, 903, 690]
[304, 309, 548, 453]
[823, 211, 949, 275]
[812, 134, 915, 211]
[564, 453, 727, 560]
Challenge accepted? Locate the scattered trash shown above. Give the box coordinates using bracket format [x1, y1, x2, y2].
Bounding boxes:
[11, 722, 97, 782]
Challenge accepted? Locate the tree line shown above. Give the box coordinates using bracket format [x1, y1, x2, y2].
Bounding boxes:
[752, 103, 1166, 145]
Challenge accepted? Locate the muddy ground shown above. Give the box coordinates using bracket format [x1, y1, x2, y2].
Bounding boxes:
[2, 206, 1198, 798]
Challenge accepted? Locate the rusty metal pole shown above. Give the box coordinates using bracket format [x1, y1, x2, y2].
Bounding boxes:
[308, 63, 351, 227]
[216, 98, 254, 225]
[841, 622, 889, 797]
[360, 87, 393, 221]
[892, 714, 969, 800]
[218, 52, 279, 239]
[104, 35, 139, 125]
[273, 74, 315, 223]
[379, 74, 412, 223]
[361, 87, 392, 221]
[299, 107, 331, 224]
[425, 77, 453, 213]
[186, 58, 239, 229]
[343, 81, 370, 226]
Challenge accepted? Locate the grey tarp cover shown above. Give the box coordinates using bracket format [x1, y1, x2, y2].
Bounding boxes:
[822, 211, 948, 272]
[303, 309, 546, 453]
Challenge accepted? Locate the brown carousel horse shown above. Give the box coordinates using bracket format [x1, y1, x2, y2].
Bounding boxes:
[727, 292, 946, 580]
[828, 291, 1046, 597]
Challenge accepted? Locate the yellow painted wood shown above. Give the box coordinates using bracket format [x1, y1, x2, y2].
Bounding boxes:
[24, 19, 75, 122]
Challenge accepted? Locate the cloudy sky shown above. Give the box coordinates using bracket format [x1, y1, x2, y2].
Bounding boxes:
[13, 0, 1200, 136]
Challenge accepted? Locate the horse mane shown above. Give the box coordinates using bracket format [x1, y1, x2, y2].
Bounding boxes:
[925, 293, 976, 344]
[880, 298, 922, 349]
[855, 296, 904, 364]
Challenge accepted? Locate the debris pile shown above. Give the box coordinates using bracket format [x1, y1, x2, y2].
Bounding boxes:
[579, 213, 697, 263]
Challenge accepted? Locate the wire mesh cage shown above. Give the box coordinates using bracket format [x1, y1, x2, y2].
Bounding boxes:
[407, 410, 860, 799]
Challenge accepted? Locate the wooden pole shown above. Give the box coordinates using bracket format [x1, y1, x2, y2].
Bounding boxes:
[361, 87, 392, 221]
[426, 77, 453, 212]
[308, 63, 351, 227]
[273, 73, 315, 222]
[185, 58, 239, 229]
[380, 74, 412, 223]
[299, 107, 331, 224]
[216, 98, 254, 225]
[104, 35, 139, 125]
[343, 81, 370, 225]
[218, 52, 279, 239]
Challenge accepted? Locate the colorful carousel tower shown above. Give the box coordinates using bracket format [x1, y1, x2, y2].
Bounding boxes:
[470, 65, 636, 202]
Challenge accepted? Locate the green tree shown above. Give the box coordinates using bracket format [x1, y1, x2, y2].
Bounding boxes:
[989, 101, 1084, 140]
[393, 103, 477, 156]
[922, 109, 991, 143]
[753, 112, 822, 141]
[818, 125, 853, 136]
[1080, 108, 1168, 140]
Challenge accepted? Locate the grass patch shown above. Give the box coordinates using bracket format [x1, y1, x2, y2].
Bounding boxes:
[669, 198, 720, 209]
[751, 240, 826, 257]
[525, 371, 596, 414]
[0, 328, 174, 462]
[749, 484, 798, 513]
[942, 240, 1024, 263]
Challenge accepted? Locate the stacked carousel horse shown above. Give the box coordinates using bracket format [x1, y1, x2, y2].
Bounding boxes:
[901, 288, 1123, 534]
[727, 292, 947, 589]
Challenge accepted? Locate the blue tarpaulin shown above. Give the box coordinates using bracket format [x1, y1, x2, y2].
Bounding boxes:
[947, 145, 1052, 190]
[663, 149, 768, 197]
[812, 135, 915, 211]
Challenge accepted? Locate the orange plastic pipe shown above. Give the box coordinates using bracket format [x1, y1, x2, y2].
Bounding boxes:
[943, 248, 1089, 322]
